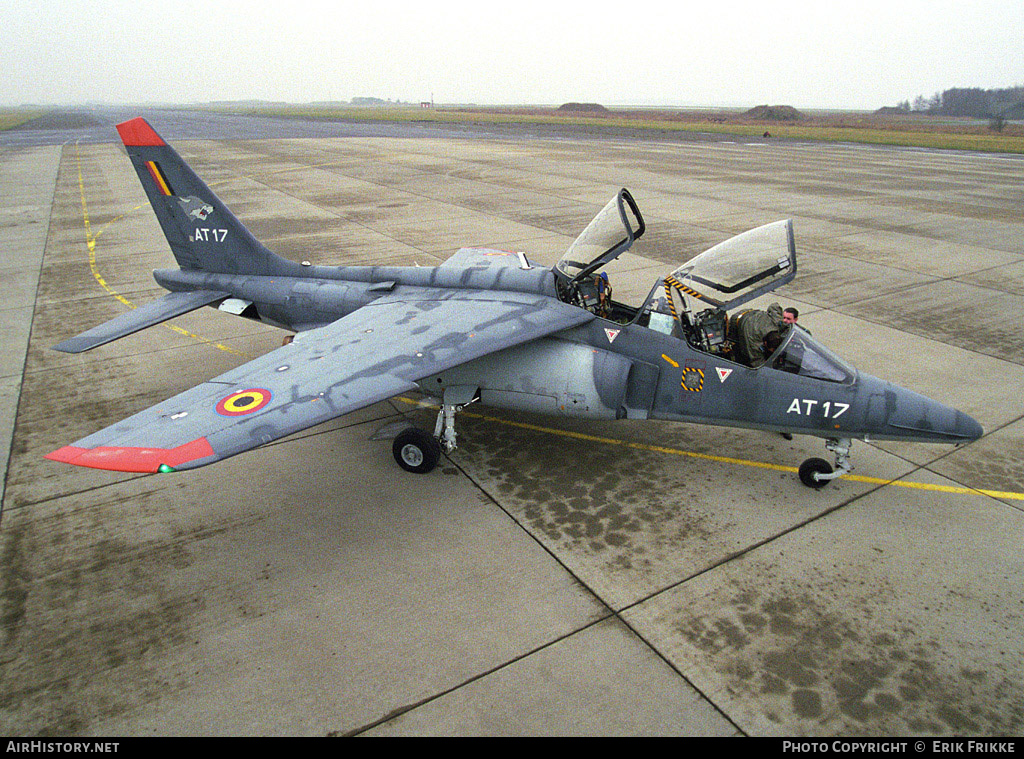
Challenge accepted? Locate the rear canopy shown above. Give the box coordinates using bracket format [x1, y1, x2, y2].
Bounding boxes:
[667, 219, 796, 311]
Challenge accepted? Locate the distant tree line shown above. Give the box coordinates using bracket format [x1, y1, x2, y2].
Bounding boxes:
[351, 97, 410, 106]
[892, 85, 1024, 118]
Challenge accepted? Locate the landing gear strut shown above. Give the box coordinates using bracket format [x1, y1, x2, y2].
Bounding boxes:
[432, 385, 478, 454]
[799, 437, 853, 489]
[433, 400, 459, 454]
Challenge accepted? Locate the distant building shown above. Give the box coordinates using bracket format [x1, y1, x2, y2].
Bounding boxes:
[420, 101, 432, 109]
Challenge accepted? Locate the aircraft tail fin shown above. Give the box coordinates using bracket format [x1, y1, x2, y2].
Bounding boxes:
[116, 118, 295, 276]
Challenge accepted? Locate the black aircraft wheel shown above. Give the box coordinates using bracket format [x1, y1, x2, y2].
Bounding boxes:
[393, 427, 441, 474]
[799, 457, 833, 489]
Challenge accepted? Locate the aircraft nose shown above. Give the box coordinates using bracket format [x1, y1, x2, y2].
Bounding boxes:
[953, 410, 985, 442]
[867, 377, 984, 444]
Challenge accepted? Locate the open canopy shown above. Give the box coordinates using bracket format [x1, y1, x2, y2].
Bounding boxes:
[666, 219, 796, 312]
[554, 189, 645, 284]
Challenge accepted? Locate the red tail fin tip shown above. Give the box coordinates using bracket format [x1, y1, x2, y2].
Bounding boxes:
[116, 117, 166, 147]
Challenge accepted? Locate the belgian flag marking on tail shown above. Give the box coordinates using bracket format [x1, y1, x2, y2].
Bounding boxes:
[116, 116, 294, 276]
[145, 160, 174, 196]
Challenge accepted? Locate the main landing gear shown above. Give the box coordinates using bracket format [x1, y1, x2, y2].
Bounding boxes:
[391, 387, 477, 474]
[799, 437, 854, 489]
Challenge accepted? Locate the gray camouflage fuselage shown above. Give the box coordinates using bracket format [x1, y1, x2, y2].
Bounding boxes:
[156, 261, 981, 446]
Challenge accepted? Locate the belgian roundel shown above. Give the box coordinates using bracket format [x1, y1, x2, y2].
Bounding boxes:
[216, 388, 273, 417]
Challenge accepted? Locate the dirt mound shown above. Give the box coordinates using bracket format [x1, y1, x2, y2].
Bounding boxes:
[13, 110, 104, 130]
[743, 104, 803, 121]
[557, 102, 610, 114]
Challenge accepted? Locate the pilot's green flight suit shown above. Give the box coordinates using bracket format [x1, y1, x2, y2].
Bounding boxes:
[728, 302, 785, 367]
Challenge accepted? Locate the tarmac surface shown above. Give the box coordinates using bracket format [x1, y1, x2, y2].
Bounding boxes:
[1, 109, 1022, 736]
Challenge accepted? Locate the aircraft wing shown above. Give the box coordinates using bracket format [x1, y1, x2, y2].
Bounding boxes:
[46, 291, 594, 472]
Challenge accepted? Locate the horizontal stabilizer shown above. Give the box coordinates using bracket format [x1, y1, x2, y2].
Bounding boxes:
[53, 290, 229, 353]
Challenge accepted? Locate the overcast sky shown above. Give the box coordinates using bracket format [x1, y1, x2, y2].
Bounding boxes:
[3, 0, 1021, 110]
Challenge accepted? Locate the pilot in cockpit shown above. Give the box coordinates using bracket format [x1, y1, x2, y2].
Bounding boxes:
[728, 302, 786, 367]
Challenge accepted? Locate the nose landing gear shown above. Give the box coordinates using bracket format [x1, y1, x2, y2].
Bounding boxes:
[799, 437, 853, 489]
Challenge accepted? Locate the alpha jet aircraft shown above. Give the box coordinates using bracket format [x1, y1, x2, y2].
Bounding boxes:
[46, 118, 983, 488]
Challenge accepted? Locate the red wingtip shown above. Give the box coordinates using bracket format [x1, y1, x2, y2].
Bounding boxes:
[116, 117, 166, 147]
[45, 446, 87, 465]
[45, 438, 215, 473]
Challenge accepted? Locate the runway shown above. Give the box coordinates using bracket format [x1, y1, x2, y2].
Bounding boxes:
[1, 109, 1022, 735]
